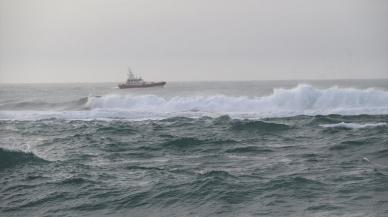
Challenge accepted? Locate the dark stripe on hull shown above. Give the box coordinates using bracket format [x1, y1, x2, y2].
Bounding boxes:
[118, 82, 166, 89]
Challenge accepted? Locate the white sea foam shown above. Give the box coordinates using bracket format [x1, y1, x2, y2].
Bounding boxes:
[320, 122, 387, 129]
[1, 84, 388, 120]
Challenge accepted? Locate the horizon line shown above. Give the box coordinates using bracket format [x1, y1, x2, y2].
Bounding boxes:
[1, 77, 388, 85]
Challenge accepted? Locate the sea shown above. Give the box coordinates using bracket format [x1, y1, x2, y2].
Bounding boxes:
[1, 79, 388, 217]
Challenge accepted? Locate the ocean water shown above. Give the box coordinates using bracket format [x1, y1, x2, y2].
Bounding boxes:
[1, 80, 388, 217]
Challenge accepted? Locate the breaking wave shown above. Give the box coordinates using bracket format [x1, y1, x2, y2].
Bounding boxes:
[84, 84, 388, 118]
[2, 84, 388, 120]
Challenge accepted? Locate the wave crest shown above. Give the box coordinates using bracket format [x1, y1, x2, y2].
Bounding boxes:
[0, 148, 47, 169]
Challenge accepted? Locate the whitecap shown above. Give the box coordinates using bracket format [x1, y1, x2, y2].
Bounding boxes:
[320, 122, 387, 129]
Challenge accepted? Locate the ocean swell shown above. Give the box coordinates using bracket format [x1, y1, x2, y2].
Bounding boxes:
[0, 97, 89, 111]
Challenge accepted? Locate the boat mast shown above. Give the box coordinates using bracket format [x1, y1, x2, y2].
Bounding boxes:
[127, 66, 135, 79]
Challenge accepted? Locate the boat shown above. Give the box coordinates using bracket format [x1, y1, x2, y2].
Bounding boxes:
[118, 67, 166, 89]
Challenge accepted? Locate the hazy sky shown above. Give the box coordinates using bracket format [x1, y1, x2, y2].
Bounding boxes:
[0, 0, 387, 83]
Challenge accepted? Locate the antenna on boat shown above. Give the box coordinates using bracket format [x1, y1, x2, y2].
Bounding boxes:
[127, 66, 135, 79]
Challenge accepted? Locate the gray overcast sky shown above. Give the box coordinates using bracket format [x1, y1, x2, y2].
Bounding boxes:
[0, 0, 387, 83]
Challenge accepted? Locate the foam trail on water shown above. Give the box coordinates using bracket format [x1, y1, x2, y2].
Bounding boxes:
[1, 84, 388, 120]
[320, 122, 387, 129]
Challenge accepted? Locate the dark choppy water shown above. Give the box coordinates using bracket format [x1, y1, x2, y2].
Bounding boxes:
[1, 80, 388, 217]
